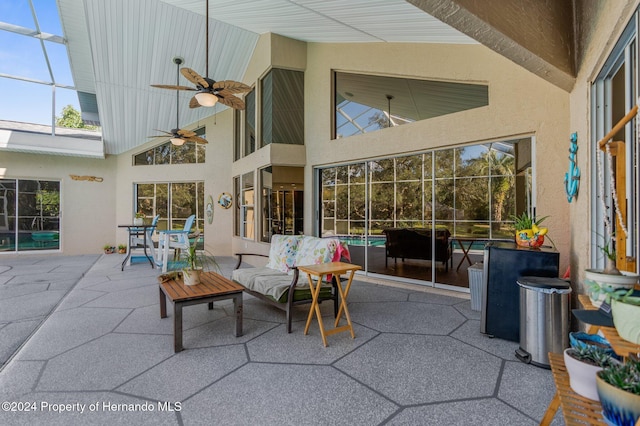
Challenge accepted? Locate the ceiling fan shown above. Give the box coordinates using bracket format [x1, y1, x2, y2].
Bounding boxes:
[150, 0, 250, 110]
[148, 57, 208, 146]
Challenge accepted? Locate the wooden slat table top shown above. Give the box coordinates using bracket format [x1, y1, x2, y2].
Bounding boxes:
[578, 294, 598, 310]
[548, 352, 606, 425]
[600, 326, 640, 359]
[159, 272, 243, 303]
[297, 262, 362, 276]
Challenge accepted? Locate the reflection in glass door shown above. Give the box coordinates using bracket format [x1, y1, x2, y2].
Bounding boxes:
[318, 139, 532, 290]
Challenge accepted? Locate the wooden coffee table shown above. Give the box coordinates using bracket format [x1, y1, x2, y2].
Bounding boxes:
[159, 271, 243, 352]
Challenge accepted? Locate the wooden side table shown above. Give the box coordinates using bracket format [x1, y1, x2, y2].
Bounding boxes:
[159, 272, 243, 352]
[297, 262, 362, 347]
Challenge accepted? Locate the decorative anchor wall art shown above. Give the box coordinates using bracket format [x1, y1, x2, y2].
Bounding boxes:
[564, 132, 580, 202]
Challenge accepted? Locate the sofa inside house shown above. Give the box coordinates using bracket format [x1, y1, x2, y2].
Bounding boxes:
[383, 227, 452, 270]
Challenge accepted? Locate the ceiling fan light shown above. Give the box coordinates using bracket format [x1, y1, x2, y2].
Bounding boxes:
[170, 137, 185, 146]
[195, 92, 218, 107]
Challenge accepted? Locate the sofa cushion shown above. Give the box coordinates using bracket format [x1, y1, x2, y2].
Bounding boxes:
[232, 266, 286, 290]
[265, 234, 300, 273]
[232, 266, 333, 303]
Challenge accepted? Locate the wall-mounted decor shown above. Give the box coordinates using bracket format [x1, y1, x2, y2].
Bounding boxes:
[70, 174, 103, 182]
[206, 195, 214, 224]
[219, 192, 232, 209]
[564, 132, 580, 203]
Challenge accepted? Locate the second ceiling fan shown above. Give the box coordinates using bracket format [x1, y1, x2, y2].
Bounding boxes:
[151, 0, 250, 110]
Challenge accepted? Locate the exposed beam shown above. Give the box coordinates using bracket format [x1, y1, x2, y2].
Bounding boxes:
[408, 0, 576, 92]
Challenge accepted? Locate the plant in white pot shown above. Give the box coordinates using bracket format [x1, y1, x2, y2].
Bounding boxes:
[596, 355, 640, 426]
[180, 238, 219, 286]
[586, 239, 638, 308]
[564, 344, 618, 401]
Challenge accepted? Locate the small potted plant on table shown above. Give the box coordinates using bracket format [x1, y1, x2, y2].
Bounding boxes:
[180, 238, 219, 286]
[596, 356, 640, 426]
[511, 212, 548, 248]
[133, 211, 144, 226]
[564, 344, 618, 401]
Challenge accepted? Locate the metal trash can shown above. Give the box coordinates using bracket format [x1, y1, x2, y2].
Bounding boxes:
[468, 262, 483, 311]
[514, 276, 571, 369]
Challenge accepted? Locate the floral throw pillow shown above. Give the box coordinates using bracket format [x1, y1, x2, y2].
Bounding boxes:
[265, 234, 300, 273]
[294, 237, 339, 272]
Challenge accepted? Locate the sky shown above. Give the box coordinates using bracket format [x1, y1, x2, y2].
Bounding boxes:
[0, 0, 80, 126]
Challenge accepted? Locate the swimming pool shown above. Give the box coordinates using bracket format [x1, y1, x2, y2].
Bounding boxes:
[338, 236, 386, 247]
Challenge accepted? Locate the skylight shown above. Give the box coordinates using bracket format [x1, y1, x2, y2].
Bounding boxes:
[0, 0, 79, 127]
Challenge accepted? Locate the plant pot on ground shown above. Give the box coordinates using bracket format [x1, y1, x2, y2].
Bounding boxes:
[117, 244, 127, 254]
[564, 344, 618, 401]
[103, 244, 114, 254]
[596, 356, 640, 426]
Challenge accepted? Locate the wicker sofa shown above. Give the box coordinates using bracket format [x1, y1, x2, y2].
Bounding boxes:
[383, 227, 451, 270]
[232, 235, 350, 333]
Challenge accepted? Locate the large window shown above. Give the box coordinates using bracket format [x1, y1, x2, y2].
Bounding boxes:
[318, 138, 532, 288]
[0, 179, 60, 252]
[592, 14, 638, 273]
[133, 128, 206, 165]
[134, 182, 204, 242]
[334, 71, 489, 139]
[261, 68, 304, 147]
[236, 172, 254, 239]
[260, 166, 304, 242]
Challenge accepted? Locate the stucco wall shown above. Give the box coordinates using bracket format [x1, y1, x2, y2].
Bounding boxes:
[115, 109, 235, 256]
[569, 0, 640, 294]
[0, 151, 117, 255]
[304, 41, 571, 274]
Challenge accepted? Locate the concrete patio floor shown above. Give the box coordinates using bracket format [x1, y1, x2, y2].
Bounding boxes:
[0, 253, 563, 425]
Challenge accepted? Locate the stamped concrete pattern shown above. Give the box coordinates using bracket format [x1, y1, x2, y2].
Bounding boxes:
[0, 254, 564, 425]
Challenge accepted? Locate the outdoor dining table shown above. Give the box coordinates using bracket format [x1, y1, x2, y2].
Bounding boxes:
[118, 224, 156, 270]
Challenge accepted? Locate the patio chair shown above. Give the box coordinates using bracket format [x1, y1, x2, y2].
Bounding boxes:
[157, 214, 196, 273]
[128, 214, 160, 265]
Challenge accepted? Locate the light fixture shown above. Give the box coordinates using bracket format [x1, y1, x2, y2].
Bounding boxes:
[170, 137, 185, 146]
[195, 92, 218, 107]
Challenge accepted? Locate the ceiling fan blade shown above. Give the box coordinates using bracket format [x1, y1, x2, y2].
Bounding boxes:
[212, 80, 251, 94]
[185, 135, 209, 144]
[188, 96, 202, 109]
[176, 129, 197, 138]
[151, 129, 173, 136]
[150, 84, 196, 91]
[181, 68, 208, 88]
[217, 93, 246, 110]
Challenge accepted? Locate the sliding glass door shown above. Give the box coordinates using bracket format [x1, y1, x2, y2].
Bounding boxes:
[318, 138, 532, 290]
[0, 179, 60, 252]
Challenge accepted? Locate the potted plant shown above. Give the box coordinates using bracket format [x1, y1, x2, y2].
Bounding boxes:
[510, 211, 548, 248]
[611, 294, 640, 345]
[103, 244, 114, 254]
[585, 237, 638, 308]
[596, 356, 640, 426]
[179, 238, 219, 286]
[564, 344, 618, 401]
[133, 211, 144, 226]
[117, 244, 127, 254]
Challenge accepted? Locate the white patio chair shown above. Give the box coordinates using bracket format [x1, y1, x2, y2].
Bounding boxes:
[157, 214, 196, 273]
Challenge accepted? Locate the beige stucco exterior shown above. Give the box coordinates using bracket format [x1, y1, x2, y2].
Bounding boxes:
[3, 2, 640, 297]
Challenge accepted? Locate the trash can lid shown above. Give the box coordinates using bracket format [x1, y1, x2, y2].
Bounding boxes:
[517, 276, 571, 290]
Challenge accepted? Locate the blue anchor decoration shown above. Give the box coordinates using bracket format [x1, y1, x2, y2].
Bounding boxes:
[564, 132, 580, 202]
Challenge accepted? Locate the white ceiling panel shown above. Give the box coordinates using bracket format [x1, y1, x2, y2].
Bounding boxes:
[58, 0, 475, 155]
